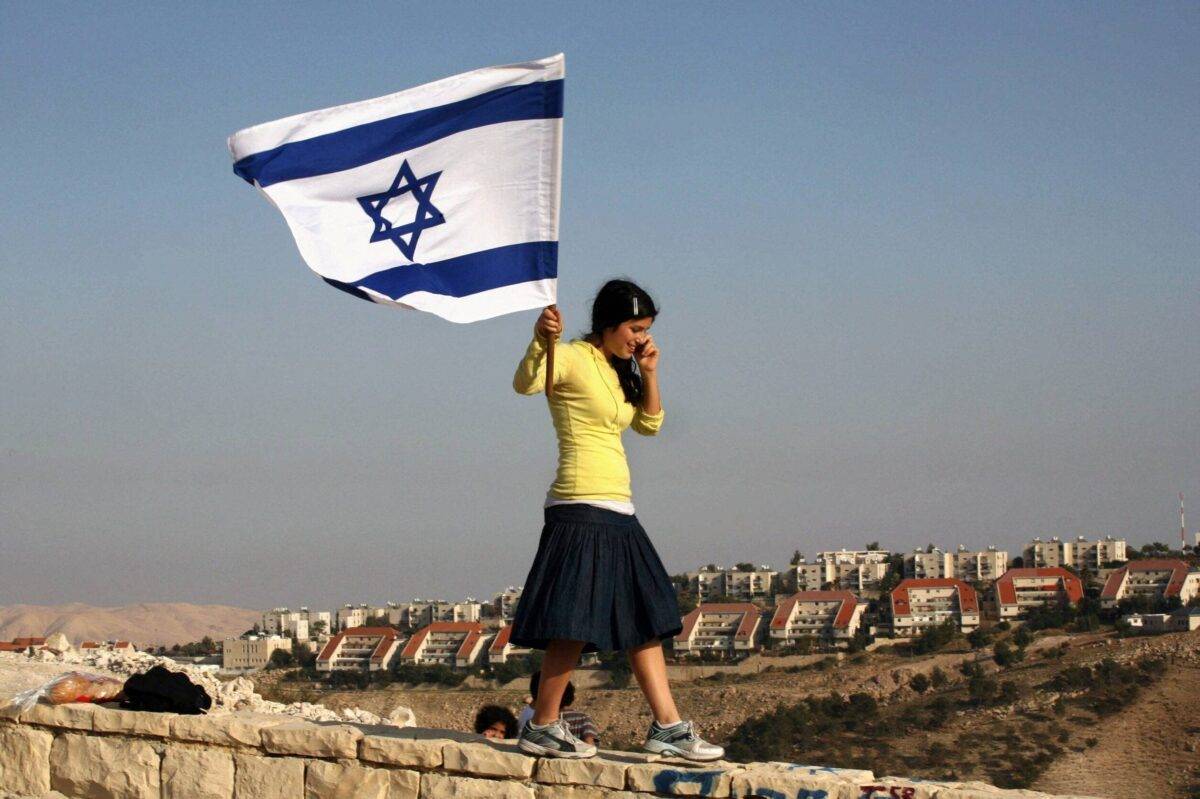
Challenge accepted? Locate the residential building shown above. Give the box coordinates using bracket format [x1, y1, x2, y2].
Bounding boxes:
[0, 637, 46, 653]
[672, 603, 762, 658]
[79, 641, 135, 654]
[391, 601, 482, 628]
[686, 567, 777, 602]
[768, 591, 865, 646]
[993, 567, 1084, 620]
[904, 546, 1008, 581]
[487, 624, 533, 664]
[1024, 536, 1127, 572]
[889, 578, 980, 636]
[788, 550, 891, 594]
[315, 627, 401, 672]
[222, 635, 292, 673]
[1121, 608, 1200, 634]
[493, 587, 523, 621]
[1100, 559, 1200, 609]
[336, 604, 371, 632]
[398, 622, 488, 669]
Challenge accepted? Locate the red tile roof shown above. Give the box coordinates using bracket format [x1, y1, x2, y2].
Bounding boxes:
[489, 624, 513, 653]
[316, 626, 400, 663]
[675, 603, 760, 642]
[0, 642, 24, 652]
[995, 567, 1084, 607]
[399, 622, 484, 661]
[12, 637, 46, 647]
[770, 591, 858, 630]
[1100, 559, 1192, 600]
[80, 641, 99, 649]
[890, 578, 979, 618]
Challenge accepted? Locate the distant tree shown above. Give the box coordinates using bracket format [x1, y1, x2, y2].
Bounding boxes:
[310, 620, 327, 636]
[1012, 625, 1033, 648]
[734, 562, 756, 572]
[790, 550, 803, 566]
[925, 543, 937, 553]
[909, 672, 930, 693]
[967, 628, 993, 650]
[865, 541, 881, 552]
[1011, 556, 1025, 568]
[268, 649, 295, 669]
[994, 640, 1024, 668]
[968, 673, 999, 705]
[930, 666, 948, 688]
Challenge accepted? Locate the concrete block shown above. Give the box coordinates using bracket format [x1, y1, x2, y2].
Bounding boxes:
[261, 721, 362, 758]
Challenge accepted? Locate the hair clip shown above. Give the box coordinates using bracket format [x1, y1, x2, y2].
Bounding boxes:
[632, 297, 639, 316]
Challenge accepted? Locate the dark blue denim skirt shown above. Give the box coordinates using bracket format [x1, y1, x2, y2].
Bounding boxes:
[509, 504, 683, 654]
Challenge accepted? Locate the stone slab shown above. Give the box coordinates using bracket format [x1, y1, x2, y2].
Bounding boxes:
[626, 762, 740, 797]
[305, 759, 391, 799]
[421, 772, 537, 799]
[171, 712, 286, 748]
[388, 768, 420, 799]
[536, 754, 630, 789]
[233, 752, 305, 799]
[442, 741, 536, 779]
[0, 724, 52, 796]
[360, 733, 448, 768]
[50, 732, 160, 799]
[262, 721, 363, 758]
[162, 744, 235, 799]
[21, 701, 98, 731]
[92, 706, 174, 737]
[535, 786, 640, 799]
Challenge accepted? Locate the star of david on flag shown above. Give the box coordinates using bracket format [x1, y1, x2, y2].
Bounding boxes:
[228, 54, 563, 323]
[357, 159, 445, 260]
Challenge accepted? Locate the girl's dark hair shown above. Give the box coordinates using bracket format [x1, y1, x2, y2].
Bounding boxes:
[589, 279, 658, 406]
[473, 704, 518, 738]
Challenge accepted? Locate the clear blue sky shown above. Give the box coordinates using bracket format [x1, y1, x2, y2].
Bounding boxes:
[1, 3, 1196, 609]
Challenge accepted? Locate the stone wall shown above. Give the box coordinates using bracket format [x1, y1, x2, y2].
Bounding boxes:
[0, 702, 1092, 799]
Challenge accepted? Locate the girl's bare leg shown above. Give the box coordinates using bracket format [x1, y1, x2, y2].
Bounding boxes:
[532, 639, 586, 724]
[627, 639, 682, 725]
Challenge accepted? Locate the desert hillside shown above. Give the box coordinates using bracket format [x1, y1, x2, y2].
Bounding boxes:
[0, 603, 259, 648]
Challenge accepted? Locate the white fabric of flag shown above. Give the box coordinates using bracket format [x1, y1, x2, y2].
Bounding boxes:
[228, 55, 563, 323]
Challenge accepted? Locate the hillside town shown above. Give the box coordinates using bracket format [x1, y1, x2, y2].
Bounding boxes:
[9, 535, 1194, 677]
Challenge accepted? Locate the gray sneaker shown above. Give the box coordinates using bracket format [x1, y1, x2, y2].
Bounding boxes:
[642, 719, 724, 761]
[518, 718, 598, 759]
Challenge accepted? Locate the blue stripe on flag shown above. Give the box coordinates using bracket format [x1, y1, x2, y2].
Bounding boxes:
[323, 241, 557, 303]
[234, 80, 563, 188]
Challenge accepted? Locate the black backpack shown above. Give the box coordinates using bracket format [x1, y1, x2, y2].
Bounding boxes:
[120, 665, 212, 714]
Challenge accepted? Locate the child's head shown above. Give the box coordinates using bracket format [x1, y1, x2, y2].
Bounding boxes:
[473, 704, 518, 739]
[529, 670, 575, 708]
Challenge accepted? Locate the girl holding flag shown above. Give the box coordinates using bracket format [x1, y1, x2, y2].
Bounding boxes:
[510, 279, 724, 762]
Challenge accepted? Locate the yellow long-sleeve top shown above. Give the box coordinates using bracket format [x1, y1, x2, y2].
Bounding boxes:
[513, 335, 664, 503]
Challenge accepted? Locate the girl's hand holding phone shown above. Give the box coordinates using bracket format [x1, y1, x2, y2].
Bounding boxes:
[634, 335, 659, 373]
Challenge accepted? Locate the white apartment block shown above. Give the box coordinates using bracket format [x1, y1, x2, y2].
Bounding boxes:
[687, 567, 777, 602]
[1121, 608, 1200, 634]
[79, 640, 135, 654]
[315, 626, 401, 672]
[493, 587, 524, 620]
[487, 624, 533, 664]
[672, 603, 762, 658]
[993, 567, 1084, 620]
[768, 591, 865, 646]
[222, 635, 292, 673]
[889, 578, 981, 637]
[398, 622, 489, 668]
[788, 550, 891, 594]
[904, 546, 1008, 581]
[1024, 536, 1127, 572]
[389, 600, 482, 628]
[336, 604, 371, 632]
[1100, 559, 1200, 609]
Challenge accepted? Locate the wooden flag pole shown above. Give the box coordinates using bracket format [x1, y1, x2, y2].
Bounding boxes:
[544, 304, 557, 398]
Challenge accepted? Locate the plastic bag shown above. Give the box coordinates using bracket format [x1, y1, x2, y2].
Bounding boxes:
[6, 671, 125, 712]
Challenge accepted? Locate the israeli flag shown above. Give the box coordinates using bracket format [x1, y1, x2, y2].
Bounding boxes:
[228, 54, 563, 323]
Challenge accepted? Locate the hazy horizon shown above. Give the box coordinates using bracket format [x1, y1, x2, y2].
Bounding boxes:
[2, 3, 1197, 609]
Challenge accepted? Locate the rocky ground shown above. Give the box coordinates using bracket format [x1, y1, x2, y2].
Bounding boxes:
[0, 648, 414, 727]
